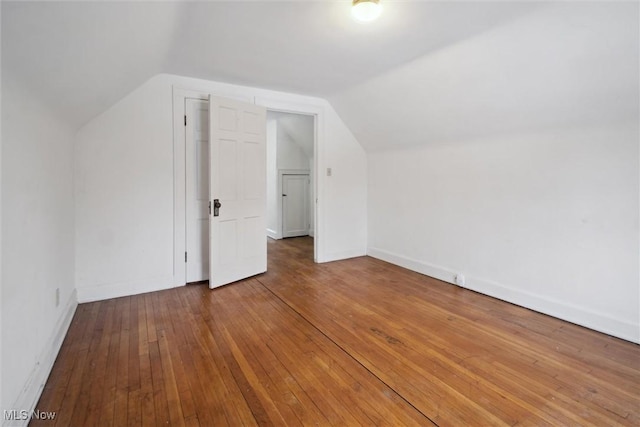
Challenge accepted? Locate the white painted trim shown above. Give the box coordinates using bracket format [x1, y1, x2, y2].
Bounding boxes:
[172, 88, 193, 287]
[3, 290, 78, 427]
[0, 3, 3, 414]
[367, 246, 640, 344]
[367, 247, 457, 284]
[321, 248, 366, 263]
[266, 229, 279, 240]
[77, 275, 176, 303]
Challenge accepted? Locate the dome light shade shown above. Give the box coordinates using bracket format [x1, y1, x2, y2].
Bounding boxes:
[351, 0, 382, 23]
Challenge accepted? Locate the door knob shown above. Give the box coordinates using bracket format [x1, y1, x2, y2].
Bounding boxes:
[213, 199, 221, 216]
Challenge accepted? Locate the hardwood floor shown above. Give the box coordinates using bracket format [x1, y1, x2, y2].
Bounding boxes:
[32, 237, 639, 426]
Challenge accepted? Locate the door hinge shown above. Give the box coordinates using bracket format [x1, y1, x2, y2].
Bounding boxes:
[184, 115, 187, 126]
[209, 200, 212, 215]
[185, 251, 187, 262]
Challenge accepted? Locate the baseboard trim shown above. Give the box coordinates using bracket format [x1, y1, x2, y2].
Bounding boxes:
[4, 290, 78, 427]
[318, 248, 367, 263]
[367, 247, 456, 284]
[77, 275, 177, 303]
[367, 247, 639, 344]
[267, 229, 280, 240]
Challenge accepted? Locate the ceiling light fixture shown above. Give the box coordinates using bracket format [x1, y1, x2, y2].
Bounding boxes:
[351, 0, 382, 23]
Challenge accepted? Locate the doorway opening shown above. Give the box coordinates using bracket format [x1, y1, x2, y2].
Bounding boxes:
[265, 110, 315, 261]
[179, 93, 322, 285]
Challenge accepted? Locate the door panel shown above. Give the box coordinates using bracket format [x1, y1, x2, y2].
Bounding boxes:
[244, 141, 262, 199]
[219, 139, 238, 200]
[243, 216, 262, 257]
[244, 110, 261, 134]
[282, 174, 310, 238]
[186, 99, 209, 282]
[209, 96, 267, 288]
[218, 220, 238, 265]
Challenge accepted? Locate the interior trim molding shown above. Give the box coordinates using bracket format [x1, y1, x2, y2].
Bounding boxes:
[367, 246, 639, 344]
[76, 275, 177, 303]
[320, 248, 366, 263]
[4, 290, 78, 427]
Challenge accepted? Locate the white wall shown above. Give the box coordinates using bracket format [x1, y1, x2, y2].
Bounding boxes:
[357, 2, 639, 343]
[277, 131, 309, 171]
[75, 75, 175, 302]
[1, 69, 78, 419]
[368, 122, 639, 342]
[322, 110, 367, 261]
[75, 73, 367, 302]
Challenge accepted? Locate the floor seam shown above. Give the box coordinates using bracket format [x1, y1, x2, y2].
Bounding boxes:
[254, 275, 439, 427]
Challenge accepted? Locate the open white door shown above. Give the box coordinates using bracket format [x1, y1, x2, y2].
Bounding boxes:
[209, 95, 267, 289]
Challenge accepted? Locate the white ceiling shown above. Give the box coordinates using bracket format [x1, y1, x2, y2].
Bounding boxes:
[329, 2, 639, 149]
[3, 1, 638, 149]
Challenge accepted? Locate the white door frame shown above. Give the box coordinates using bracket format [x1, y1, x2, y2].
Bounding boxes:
[173, 87, 324, 286]
[185, 98, 210, 283]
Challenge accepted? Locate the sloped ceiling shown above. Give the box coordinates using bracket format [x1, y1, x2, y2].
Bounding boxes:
[3, 1, 638, 149]
[268, 111, 314, 158]
[329, 2, 639, 150]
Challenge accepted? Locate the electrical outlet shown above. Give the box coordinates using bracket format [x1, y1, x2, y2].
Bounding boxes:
[454, 274, 465, 287]
[55, 288, 60, 307]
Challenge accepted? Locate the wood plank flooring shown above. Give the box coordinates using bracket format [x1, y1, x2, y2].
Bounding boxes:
[32, 237, 639, 426]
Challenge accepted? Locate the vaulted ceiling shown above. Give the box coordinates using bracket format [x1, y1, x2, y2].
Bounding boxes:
[3, 1, 638, 150]
[268, 111, 314, 159]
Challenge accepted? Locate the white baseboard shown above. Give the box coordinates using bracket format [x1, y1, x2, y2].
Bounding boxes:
[367, 247, 457, 284]
[367, 246, 639, 344]
[267, 228, 280, 240]
[77, 274, 177, 303]
[3, 290, 78, 427]
[318, 248, 366, 263]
